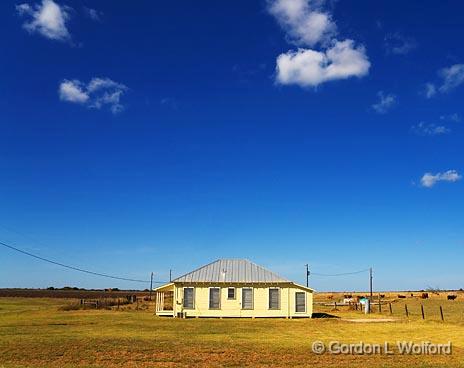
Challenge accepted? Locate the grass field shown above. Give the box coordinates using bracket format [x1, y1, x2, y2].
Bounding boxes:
[1, 295, 464, 367]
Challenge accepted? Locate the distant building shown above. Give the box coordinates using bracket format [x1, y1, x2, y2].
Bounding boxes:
[154, 259, 313, 318]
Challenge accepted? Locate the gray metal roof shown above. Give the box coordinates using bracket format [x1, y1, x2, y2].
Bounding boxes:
[172, 259, 290, 284]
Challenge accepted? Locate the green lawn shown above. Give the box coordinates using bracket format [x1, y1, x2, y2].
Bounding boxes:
[1, 298, 464, 367]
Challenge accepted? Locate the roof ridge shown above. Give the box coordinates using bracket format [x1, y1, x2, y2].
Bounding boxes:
[172, 259, 291, 283]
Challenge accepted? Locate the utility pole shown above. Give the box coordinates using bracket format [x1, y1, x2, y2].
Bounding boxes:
[305, 264, 310, 287]
[169, 269, 172, 282]
[369, 267, 373, 301]
[149, 272, 154, 301]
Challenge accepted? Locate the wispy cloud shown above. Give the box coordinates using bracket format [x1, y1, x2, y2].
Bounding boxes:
[424, 64, 464, 98]
[267, 0, 370, 88]
[423, 83, 436, 99]
[160, 98, 179, 110]
[420, 170, 462, 188]
[411, 122, 450, 136]
[16, 0, 71, 42]
[59, 77, 128, 114]
[438, 64, 464, 93]
[84, 6, 102, 22]
[372, 91, 397, 114]
[440, 113, 461, 123]
[384, 33, 417, 55]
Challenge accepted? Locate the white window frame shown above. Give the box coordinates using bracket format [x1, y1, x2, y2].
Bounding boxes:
[241, 287, 254, 310]
[227, 287, 236, 300]
[209, 287, 221, 310]
[295, 291, 306, 313]
[268, 287, 280, 310]
[183, 287, 195, 309]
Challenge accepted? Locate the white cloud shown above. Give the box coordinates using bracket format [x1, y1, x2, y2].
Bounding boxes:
[276, 40, 370, 87]
[16, 0, 71, 41]
[58, 77, 127, 114]
[424, 64, 464, 97]
[420, 170, 462, 188]
[267, 0, 336, 47]
[372, 91, 397, 114]
[384, 33, 416, 55]
[411, 122, 450, 136]
[268, 0, 370, 88]
[59, 80, 89, 103]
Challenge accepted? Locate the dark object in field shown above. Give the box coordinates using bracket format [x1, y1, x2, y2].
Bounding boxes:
[447, 295, 457, 300]
[343, 294, 352, 298]
[312, 313, 340, 319]
[421, 293, 429, 299]
[398, 295, 406, 299]
[410, 293, 414, 297]
[327, 295, 333, 300]
[126, 295, 137, 303]
[380, 294, 385, 298]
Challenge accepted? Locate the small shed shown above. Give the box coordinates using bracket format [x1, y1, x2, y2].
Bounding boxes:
[155, 259, 313, 318]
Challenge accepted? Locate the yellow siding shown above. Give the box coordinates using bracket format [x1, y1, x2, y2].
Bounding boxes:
[160, 283, 312, 318]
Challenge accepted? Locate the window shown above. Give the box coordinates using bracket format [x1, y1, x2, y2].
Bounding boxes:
[242, 288, 253, 309]
[269, 288, 280, 310]
[227, 287, 236, 300]
[295, 292, 306, 313]
[209, 288, 221, 309]
[183, 287, 194, 309]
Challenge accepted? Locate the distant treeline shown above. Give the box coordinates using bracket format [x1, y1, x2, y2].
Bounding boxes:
[0, 288, 150, 299]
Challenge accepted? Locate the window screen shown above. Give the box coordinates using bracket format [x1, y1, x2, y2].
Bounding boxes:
[242, 288, 253, 309]
[209, 288, 221, 309]
[227, 287, 236, 300]
[269, 288, 280, 309]
[183, 288, 194, 309]
[295, 292, 306, 312]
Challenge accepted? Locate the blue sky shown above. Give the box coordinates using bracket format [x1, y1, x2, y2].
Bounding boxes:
[1, 0, 464, 291]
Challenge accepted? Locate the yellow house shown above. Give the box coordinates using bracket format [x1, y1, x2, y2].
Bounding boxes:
[154, 259, 313, 318]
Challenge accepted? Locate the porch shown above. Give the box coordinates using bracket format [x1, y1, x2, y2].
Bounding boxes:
[155, 286, 175, 316]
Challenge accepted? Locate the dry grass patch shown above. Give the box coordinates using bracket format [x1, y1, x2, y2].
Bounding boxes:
[1, 297, 464, 367]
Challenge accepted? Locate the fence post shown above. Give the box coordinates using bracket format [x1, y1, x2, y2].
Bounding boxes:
[440, 306, 444, 321]
[421, 304, 425, 320]
[378, 294, 382, 313]
[389, 303, 392, 315]
[405, 304, 409, 317]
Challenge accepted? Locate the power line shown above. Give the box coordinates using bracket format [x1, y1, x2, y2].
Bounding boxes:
[0, 240, 167, 284]
[310, 268, 370, 277]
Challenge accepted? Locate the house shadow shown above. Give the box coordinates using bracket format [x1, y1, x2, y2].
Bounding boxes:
[312, 312, 340, 319]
